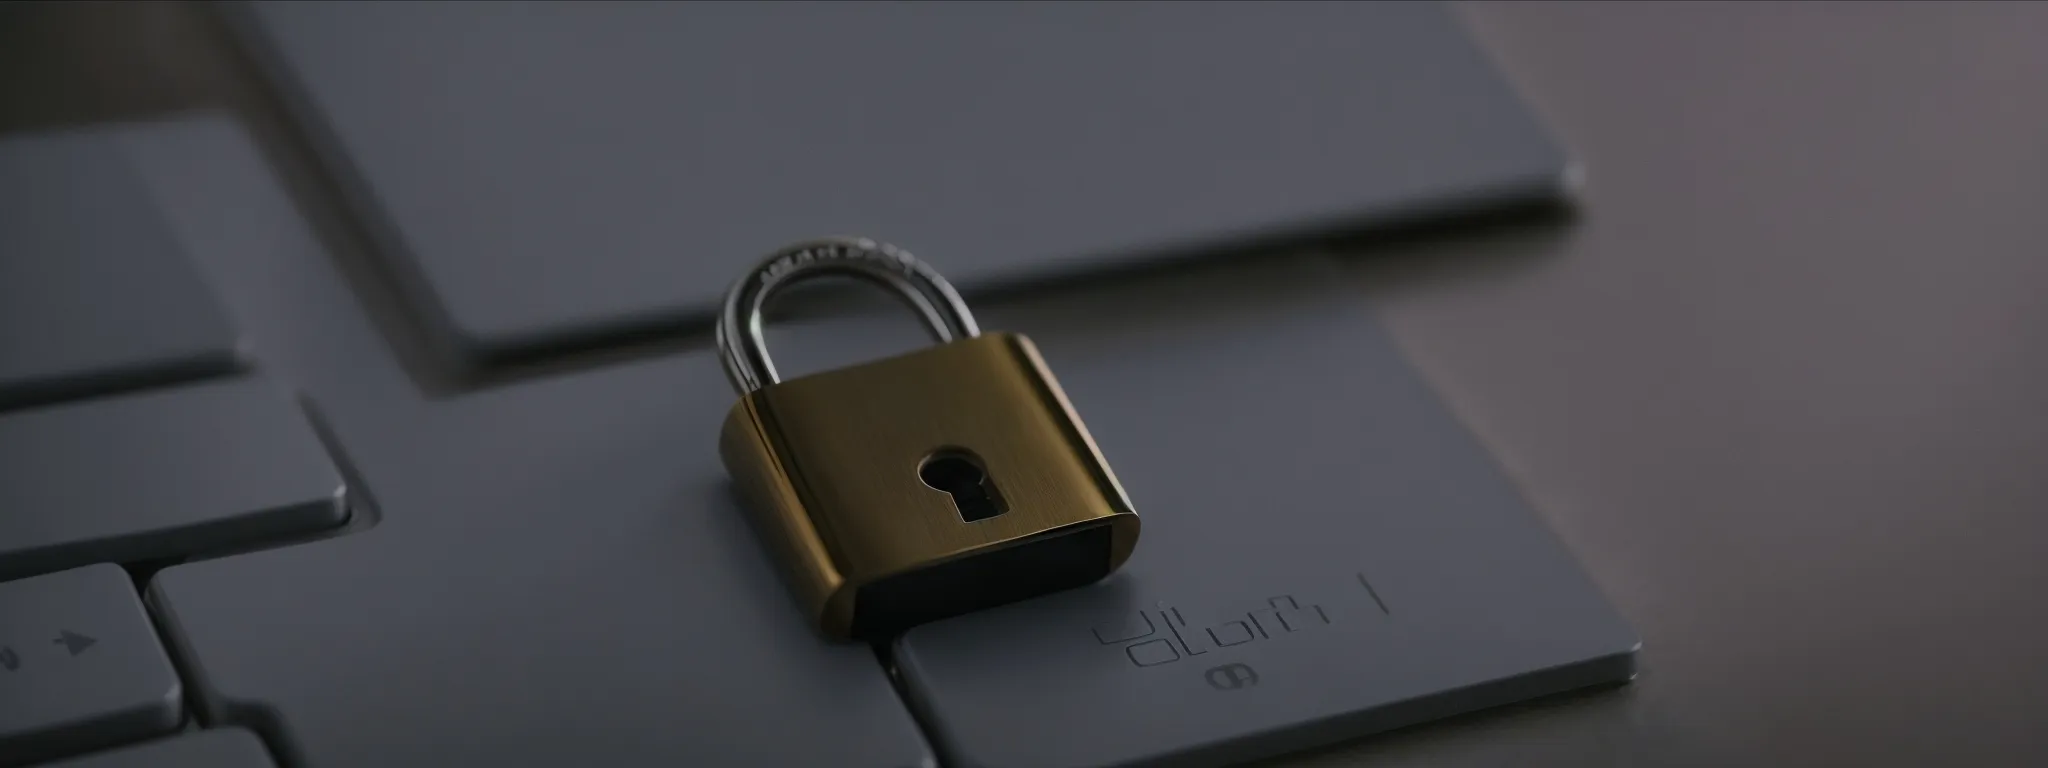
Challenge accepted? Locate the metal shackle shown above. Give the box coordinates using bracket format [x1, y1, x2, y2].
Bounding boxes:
[717, 237, 981, 394]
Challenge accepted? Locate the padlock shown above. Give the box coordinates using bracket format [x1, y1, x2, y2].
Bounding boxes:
[716, 237, 1141, 641]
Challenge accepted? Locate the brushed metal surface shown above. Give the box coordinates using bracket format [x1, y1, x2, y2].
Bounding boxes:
[723, 332, 1139, 639]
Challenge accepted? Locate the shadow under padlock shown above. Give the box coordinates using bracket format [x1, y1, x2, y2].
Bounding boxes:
[715, 237, 1142, 642]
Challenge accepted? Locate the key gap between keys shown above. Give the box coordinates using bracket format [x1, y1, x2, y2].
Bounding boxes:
[174, 0, 1585, 401]
[0, 355, 249, 419]
[464, 196, 1576, 395]
[87, 393, 380, 593]
[870, 642, 949, 768]
[140, 581, 305, 768]
[167, 392, 381, 570]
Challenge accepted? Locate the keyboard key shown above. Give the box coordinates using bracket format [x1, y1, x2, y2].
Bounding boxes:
[144, 363, 937, 766]
[136, 114, 933, 767]
[0, 376, 348, 581]
[889, 261, 1639, 768]
[0, 565, 183, 766]
[224, 1, 1570, 363]
[0, 129, 243, 413]
[32, 729, 273, 768]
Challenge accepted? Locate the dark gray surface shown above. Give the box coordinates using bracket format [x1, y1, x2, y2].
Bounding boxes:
[892, 258, 1635, 768]
[222, 0, 1570, 362]
[36, 729, 274, 768]
[135, 114, 935, 768]
[0, 565, 183, 767]
[0, 375, 348, 582]
[7, 3, 2048, 767]
[128, 112, 1630, 768]
[1285, 4, 2048, 766]
[0, 128, 242, 412]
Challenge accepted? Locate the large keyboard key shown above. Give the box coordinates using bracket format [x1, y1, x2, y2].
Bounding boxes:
[0, 565, 183, 766]
[0, 376, 348, 581]
[133, 114, 932, 767]
[0, 129, 243, 412]
[34, 729, 273, 768]
[224, 1, 1570, 363]
[890, 261, 1640, 768]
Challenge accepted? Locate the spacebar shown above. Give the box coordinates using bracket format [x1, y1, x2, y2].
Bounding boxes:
[0, 376, 350, 581]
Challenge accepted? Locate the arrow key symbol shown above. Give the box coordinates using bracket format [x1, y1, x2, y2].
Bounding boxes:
[54, 630, 96, 656]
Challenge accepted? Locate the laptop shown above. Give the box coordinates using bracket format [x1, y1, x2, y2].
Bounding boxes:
[0, 4, 1634, 766]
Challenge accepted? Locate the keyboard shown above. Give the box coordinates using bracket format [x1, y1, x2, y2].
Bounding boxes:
[1, 7, 1637, 767]
[0, 114, 1635, 767]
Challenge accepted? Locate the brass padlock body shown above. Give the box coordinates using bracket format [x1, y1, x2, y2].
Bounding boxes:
[720, 331, 1139, 640]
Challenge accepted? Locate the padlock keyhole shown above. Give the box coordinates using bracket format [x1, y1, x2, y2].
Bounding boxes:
[919, 451, 1009, 523]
